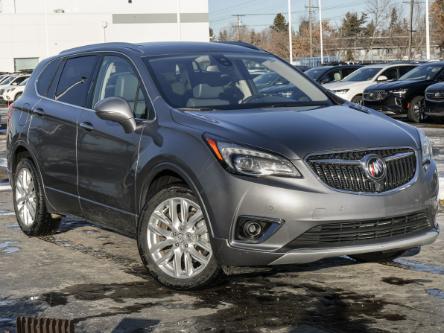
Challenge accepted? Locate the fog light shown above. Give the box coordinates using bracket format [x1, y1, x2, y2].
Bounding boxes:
[235, 216, 284, 243]
[243, 221, 263, 238]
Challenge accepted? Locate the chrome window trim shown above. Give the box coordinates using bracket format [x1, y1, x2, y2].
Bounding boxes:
[34, 50, 157, 123]
[304, 147, 419, 196]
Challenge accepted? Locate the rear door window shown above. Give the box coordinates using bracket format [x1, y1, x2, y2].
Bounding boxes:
[55, 56, 99, 107]
[380, 67, 398, 81]
[37, 59, 62, 98]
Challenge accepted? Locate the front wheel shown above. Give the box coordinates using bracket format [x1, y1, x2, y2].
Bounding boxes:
[351, 95, 363, 105]
[138, 184, 222, 290]
[407, 96, 425, 123]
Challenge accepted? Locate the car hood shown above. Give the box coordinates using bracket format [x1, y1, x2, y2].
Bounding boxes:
[323, 81, 370, 91]
[366, 79, 432, 91]
[172, 105, 419, 160]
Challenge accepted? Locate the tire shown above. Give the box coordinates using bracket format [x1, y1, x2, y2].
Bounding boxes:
[14, 92, 22, 102]
[407, 96, 425, 123]
[350, 250, 405, 263]
[138, 183, 223, 290]
[351, 95, 363, 105]
[13, 157, 60, 236]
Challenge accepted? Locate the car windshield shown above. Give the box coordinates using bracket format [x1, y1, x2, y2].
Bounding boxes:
[399, 64, 444, 81]
[19, 78, 29, 86]
[305, 67, 331, 80]
[1, 76, 15, 85]
[144, 53, 330, 110]
[342, 67, 382, 82]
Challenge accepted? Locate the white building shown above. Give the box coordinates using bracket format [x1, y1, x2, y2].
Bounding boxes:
[0, 0, 209, 72]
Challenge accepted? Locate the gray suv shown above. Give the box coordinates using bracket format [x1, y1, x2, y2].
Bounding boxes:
[6, 42, 439, 289]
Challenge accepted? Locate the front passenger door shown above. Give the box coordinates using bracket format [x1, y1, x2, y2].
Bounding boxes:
[77, 55, 152, 235]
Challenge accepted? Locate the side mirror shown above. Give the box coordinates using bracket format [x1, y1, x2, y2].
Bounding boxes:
[376, 75, 388, 82]
[94, 97, 136, 133]
[12, 82, 17, 86]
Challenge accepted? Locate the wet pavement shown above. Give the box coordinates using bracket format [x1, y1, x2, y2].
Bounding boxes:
[1, 122, 444, 333]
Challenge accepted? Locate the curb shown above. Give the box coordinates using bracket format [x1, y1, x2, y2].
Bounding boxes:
[0, 158, 7, 181]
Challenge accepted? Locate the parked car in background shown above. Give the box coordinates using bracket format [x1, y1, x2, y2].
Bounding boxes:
[425, 82, 444, 119]
[0, 74, 12, 84]
[293, 65, 311, 72]
[0, 75, 29, 101]
[305, 65, 362, 85]
[324, 64, 417, 104]
[7, 42, 439, 289]
[3, 78, 28, 102]
[363, 62, 444, 122]
[253, 72, 289, 90]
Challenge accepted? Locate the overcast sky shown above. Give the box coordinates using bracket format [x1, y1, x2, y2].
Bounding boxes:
[209, 0, 375, 34]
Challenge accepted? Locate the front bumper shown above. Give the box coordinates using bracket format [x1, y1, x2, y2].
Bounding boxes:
[425, 100, 444, 116]
[200, 156, 439, 266]
[363, 96, 407, 115]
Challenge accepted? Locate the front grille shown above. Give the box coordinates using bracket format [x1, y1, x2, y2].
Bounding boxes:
[363, 90, 388, 101]
[287, 211, 432, 249]
[307, 148, 416, 193]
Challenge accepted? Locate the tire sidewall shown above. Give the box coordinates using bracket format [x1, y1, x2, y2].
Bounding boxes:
[137, 184, 221, 290]
[408, 96, 424, 123]
[13, 158, 45, 235]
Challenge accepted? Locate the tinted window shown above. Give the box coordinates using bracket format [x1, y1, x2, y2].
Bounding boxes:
[55, 56, 98, 107]
[11, 76, 29, 85]
[342, 67, 359, 77]
[92, 55, 152, 119]
[380, 67, 397, 81]
[400, 64, 444, 81]
[37, 59, 62, 97]
[322, 69, 342, 83]
[399, 66, 416, 76]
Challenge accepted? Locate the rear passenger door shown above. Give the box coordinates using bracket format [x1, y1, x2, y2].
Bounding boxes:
[28, 55, 99, 216]
[77, 54, 152, 235]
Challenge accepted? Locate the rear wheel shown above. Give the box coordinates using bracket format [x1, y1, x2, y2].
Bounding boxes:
[350, 250, 405, 263]
[13, 158, 60, 236]
[407, 96, 425, 123]
[138, 184, 222, 290]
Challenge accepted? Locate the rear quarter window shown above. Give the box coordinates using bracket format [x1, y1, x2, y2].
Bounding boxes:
[37, 58, 62, 97]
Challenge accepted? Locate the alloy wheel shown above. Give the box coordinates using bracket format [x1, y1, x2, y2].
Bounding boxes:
[15, 167, 37, 226]
[147, 197, 212, 279]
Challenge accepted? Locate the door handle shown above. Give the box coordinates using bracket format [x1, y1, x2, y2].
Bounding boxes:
[33, 107, 45, 116]
[79, 121, 94, 131]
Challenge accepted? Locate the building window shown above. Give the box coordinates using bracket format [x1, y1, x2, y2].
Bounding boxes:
[14, 58, 39, 72]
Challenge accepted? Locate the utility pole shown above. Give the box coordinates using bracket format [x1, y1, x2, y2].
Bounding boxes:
[426, 0, 430, 60]
[288, 0, 293, 64]
[232, 14, 245, 41]
[408, 0, 414, 60]
[308, 0, 313, 58]
[318, 0, 323, 64]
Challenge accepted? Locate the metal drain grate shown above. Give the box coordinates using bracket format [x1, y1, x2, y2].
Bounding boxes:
[16, 316, 74, 333]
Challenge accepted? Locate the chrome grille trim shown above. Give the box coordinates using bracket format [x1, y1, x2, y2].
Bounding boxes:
[306, 147, 417, 194]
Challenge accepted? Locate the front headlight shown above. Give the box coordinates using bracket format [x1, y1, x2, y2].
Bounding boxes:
[205, 137, 301, 178]
[389, 89, 408, 97]
[332, 89, 349, 95]
[418, 128, 433, 165]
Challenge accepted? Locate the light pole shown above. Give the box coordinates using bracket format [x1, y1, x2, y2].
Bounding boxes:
[176, 0, 182, 40]
[319, 0, 324, 64]
[288, 0, 293, 63]
[426, 0, 431, 60]
[102, 21, 108, 42]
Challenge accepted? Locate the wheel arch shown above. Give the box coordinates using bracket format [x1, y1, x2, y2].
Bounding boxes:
[137, 161, 215, 237]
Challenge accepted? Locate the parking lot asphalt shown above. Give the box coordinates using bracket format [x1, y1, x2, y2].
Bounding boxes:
[1, 121, 444, 333]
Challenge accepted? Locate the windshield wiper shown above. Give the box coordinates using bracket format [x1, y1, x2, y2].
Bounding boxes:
[178, 107, 218, 112]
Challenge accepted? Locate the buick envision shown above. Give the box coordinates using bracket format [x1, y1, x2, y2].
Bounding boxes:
[7, 42, 439, 289]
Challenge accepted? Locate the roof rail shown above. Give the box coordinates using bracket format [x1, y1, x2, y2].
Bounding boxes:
[215, 41, 261, 51]
[59, 42, 143, 55]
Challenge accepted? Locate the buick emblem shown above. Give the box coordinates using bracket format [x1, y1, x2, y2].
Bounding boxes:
[363, 155, 386, 181]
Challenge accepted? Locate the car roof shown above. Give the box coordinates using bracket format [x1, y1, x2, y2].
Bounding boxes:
[60, 41, 265, 57]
